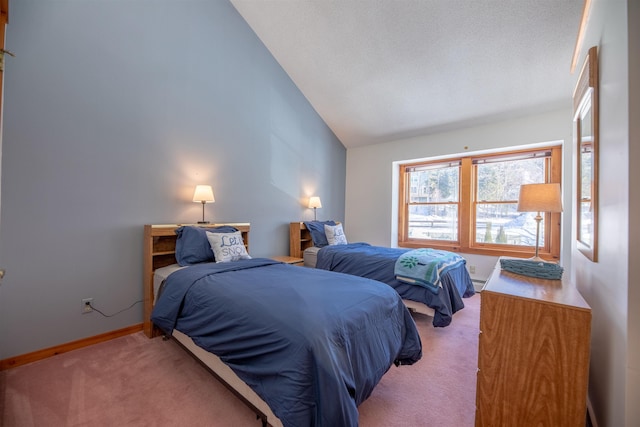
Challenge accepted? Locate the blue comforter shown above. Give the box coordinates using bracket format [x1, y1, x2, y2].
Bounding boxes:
[316, 243, 475, 327]
[151, 258, 422, 427]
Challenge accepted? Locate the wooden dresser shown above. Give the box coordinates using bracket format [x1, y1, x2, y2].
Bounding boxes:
[475, 259, 591, 426]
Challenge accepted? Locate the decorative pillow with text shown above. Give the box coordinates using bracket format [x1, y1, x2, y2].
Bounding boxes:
[206, 230, 252, 263]
[303, 220, 336, 247]
[175, 225, 238, 266]
[325, 223, 348, 245]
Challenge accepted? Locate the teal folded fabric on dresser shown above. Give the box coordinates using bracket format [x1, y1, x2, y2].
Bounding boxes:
[499, 258, 564, 280]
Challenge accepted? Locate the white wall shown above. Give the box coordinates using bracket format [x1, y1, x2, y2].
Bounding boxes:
[345, 108, 574, 282]
[571, 1, 637, 426]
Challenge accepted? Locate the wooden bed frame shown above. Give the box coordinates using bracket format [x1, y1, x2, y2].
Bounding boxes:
[143, 223, 282, 427]
[289, 221, 435, 317]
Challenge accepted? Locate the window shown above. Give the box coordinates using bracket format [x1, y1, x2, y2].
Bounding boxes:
[404, 160, 460, 241]
[398, 146, 562, 260]
[578, 141, 593, 245]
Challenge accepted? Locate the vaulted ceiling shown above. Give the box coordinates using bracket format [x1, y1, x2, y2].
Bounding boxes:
[231, 0, 585, 148]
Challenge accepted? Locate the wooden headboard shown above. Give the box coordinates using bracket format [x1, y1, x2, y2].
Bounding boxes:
[289, 222, 313, 258]
[289, 222, 341, 258]
[143, 223, 250, 338]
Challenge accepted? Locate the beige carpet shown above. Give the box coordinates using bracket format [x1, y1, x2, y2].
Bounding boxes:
[1, 294, 480, 427]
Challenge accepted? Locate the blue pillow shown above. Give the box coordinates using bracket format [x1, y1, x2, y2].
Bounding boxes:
[303, 220, 336, 247]
[175, 225, 238, 266]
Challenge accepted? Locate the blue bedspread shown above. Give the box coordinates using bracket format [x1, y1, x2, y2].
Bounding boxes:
[151, 258, 422, 427]
[315, 243, 475, 327]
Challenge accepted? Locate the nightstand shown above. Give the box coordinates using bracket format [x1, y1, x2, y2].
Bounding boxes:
[271, 255, 304, 266]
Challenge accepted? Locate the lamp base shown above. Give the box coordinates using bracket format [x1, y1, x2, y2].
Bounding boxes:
[197, 221, 210, 224]
[524, 255, 559, 264]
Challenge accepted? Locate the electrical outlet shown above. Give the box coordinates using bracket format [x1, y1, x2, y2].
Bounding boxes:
[469, 265, 476, 274]
[82, 298, 93, 314]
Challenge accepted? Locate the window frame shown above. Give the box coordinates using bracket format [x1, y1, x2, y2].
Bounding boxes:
[401, 159, 462, 243]
[398, 146, 562, 260]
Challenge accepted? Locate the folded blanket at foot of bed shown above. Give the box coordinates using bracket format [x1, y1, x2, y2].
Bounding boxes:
[394, 248, 466, 293]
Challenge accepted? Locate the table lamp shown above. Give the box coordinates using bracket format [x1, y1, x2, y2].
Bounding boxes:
[193, 185, 215, 224]
[517, 183, 563, 262]
[308, 196, 322, 221]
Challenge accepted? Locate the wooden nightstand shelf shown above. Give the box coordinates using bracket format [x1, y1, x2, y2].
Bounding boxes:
[271, 255, 304, 266]
[475, 258, 591, 426]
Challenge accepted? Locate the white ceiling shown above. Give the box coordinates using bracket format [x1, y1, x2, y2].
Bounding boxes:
[231, 0, 585, 148]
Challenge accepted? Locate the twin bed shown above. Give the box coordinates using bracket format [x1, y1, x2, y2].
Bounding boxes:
[289, 221, 475, 327]
[143, 223, 422, 427]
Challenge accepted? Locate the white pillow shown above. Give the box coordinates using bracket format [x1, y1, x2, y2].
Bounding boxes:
[324, 223, 348, 245]
[206, 231, 252, 262]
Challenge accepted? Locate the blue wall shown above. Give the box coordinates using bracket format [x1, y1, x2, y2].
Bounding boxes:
[0, 0, 346, 358]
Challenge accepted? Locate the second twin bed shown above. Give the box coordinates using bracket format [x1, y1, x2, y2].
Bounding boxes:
[290, 221, 476, 327]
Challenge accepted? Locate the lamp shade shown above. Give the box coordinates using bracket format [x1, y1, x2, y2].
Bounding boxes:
[193, 185, 215, 203]
[308, 196, 322, 209]
[517, 183, 563, 213]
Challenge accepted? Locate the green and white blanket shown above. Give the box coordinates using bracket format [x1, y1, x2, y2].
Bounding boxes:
[394, 248, 466, 293]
